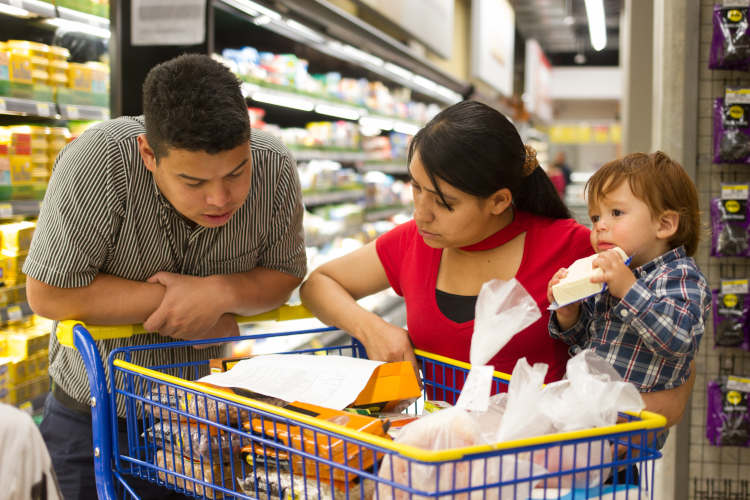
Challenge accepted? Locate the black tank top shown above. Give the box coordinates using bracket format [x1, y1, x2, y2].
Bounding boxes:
[435, 289, 478, 324]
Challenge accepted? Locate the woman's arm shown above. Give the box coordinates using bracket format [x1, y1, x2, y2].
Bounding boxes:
[300, 241, 417, 368]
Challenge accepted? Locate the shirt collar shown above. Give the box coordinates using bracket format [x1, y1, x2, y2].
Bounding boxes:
[633, 246, 687, 277]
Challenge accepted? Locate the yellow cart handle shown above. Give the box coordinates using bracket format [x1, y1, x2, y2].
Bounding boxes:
[55, 304, 313, 348]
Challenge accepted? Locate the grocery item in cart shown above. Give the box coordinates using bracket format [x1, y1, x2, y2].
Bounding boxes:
[243, 400, 389, 484]
[144, 419, 246, 464]
[236, 463, 375, 500]
[155, 448, 241, 499]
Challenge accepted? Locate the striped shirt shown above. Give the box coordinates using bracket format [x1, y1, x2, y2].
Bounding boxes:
[549, 246, 710, 392]
[23, 116, 306, 413]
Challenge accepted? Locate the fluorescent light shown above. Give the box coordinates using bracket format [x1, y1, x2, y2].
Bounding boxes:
[44, 18, 110, 38]
[412, 75, 438, 93]
[251, 91, 314, 111]
[314, 103, 361, 121]
[284, 19, 325, 43]
[221, 0, 280, 20]
[0, 3, 32, 17]
[392, 122, 420, 135]
[384, 62, 413, 81]
[584, 0, 607, 51]
[328, 42, 383, 67]
[359, 116, 393, 131]
[254, 15, 271, 26]
[434, 84, 462, 103]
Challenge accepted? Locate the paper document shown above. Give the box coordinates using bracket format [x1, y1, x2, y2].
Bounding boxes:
[199, 354, 383, 409]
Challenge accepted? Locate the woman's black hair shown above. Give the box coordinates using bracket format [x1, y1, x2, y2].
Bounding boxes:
[407, 100, 571, 219]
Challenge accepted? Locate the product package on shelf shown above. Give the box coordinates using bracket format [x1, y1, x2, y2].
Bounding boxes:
[710, 4, 750, 70]
[712, 279, 750, 349]
[707, 374, 750, 447]
[713, 88, 750, 164]
[711, 184, 750, 257]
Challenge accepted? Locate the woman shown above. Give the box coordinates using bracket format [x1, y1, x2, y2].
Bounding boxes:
[301, 100, 589, 383]
[300, 100, 693, 427]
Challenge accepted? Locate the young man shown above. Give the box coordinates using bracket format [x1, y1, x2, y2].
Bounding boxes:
[24, 53, 306, 499]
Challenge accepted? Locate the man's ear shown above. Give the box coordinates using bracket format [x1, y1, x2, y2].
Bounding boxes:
[137, 134, 157, 173]
[487, 188, 513, 215]
[656, 210, 680, 240]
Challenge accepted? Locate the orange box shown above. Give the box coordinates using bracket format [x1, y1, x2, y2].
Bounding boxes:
[351, 361, 421, 411]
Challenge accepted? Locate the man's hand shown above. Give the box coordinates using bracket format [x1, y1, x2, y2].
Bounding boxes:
[590, 249, 635, 299]
[192, 313, 240, 348]
[143, 272, 225, 339]
[547, 268, 581, 329]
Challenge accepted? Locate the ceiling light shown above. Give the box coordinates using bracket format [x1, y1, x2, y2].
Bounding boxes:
[384, 62, 414, 81]
[359, 116, 393, 131]
[251, 91, 314, 111]
[328, 42, 383, 67]
[314, 103, 361, 121]
[44, 18, 110, 38]
[254, 15, 271, 26]
[412, 75, 438, 92]
[584, 0, 607, 51]
[392, 122, 420, 135]
[221, 0, 280, 20]
[0, 3, 32, 17]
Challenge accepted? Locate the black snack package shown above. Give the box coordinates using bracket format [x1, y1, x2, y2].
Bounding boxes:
[710, 5, 750, 70]
[714, 97, 750, 164]
[711, 195, 750, 257]
[707, 375, 750, 447]
[712, 280, 750, 349]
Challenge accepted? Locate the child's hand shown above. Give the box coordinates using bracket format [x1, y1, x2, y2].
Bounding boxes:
[590, 249, 635, 298]
[547, 268, 581, 330]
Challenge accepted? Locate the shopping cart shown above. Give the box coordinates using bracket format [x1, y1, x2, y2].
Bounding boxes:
[56, 305, 666, 500]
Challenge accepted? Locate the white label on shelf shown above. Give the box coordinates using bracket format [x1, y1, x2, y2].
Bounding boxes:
[726, 87, 750, 104]
[727, 376, 750, 393]
[131, 0, 207, 46]
[721, 279, 750, 295]
[67, 106, 80, 120]
[723, 0, 750, 7]
[7, 305, 22, 322]
[0, 99, 6, 113]
[36, 102, 51, 116]
[0, 204, 12, 218]
[721, 184, 749, 200]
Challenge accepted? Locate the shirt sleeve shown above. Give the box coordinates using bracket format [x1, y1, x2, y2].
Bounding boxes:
[257, 151, 307, 278]
[375, 221, 414, 297]
[615, 262, 710, 358]
[23, 128, 122, 288]
[548, 301, 594, 352]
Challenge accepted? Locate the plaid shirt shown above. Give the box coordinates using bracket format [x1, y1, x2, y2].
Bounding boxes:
[549, 246, 710, 392]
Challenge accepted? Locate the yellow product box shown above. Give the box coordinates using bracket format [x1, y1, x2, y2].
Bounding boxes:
[5, 331, 49, 359]
[0, 144, 9, 186]
[2, 250, 28, 286]
[9, 155, 33, 184]
[8, 52, 32, 84]
[3, 357, 29, 385]
[0, 221, 36, 254]
[7, 375, 48, 405]
[86, 62, 109, 94]
[67, 63, 92, 92]
[0, 284, 25, 307]
[48, 45, 70, 64]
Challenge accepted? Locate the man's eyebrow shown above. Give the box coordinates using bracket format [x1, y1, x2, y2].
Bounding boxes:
[177, 158, 249, 182]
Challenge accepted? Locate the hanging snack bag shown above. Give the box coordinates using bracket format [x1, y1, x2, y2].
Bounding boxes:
[713, 89, 750, 164]
[712, 279, 750, 349]
[707, 375, 750, 447]
[711, 184, 750, 257]
[710, 4, 750, 70]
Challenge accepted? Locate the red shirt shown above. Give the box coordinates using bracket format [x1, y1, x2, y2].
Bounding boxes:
[376, 211, 592, 396]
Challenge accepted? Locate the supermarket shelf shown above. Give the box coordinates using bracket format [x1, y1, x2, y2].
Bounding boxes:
[0, 0, 109, 30]
[0, 96, 57, 118]
[58, 103, 109, 121]
[241, 82, 422, 131]
[0, 200, 42, 218]
[292, 149, 370, 163]
[363, 205, 410, 222]
[0, 301, 33, 325]
[303, 188, 365, 207]
[358, 162, 408, 176]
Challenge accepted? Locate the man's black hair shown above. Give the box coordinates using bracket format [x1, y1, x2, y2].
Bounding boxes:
[142, 53, 250, 161]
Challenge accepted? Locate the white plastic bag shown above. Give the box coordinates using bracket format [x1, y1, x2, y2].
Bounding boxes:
[470, 278, 541, 366]
[377, 407, 544, 499]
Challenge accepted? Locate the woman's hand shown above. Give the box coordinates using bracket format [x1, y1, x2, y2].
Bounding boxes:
[547, 268, 580, 329]
[363, 322, 420, 383]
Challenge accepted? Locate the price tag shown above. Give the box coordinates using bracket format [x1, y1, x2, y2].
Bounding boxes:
[67, 106, 80, 120]
[7, 305, 22, 322]
[36, 102, 51, 116]
[0, 99, 6, 113]
[0, 203, 12, 218]
[721, 279, 750, 294]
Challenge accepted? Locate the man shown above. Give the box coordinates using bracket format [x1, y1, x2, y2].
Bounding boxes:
[24, 53, 306, 498]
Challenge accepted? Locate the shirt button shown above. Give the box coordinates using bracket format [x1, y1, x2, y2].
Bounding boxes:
[620, 309, 628, 317]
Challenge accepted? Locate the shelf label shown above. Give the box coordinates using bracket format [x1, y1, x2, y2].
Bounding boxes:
[0, 99, 6, 113]
[67, 106, 80, 120]
[36, 102, 51, 116]
[0, 204, 12, 218]
[7, 305, 22, 322]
